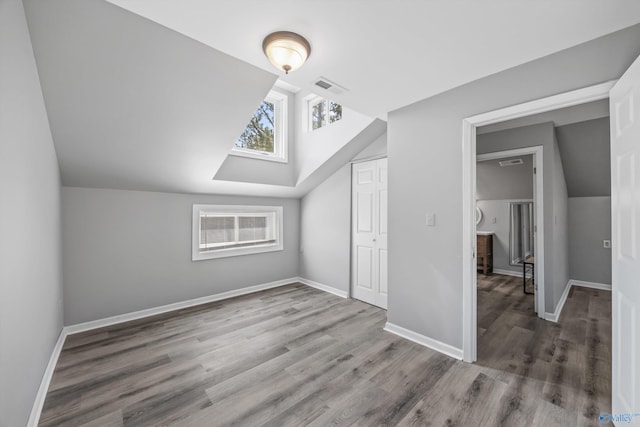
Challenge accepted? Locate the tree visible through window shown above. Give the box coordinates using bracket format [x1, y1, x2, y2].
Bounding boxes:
[235, 101, 275, 154]
[310, 98, 342, 130]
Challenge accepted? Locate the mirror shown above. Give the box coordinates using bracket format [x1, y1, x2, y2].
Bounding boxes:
[475, 206, 483, 225]
[509, 201, 534, 265]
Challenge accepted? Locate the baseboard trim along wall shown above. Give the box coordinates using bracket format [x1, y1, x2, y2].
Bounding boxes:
[27, 330, 67, 427]
[296, 277, 349, 299]
[544, 279, 612, 322]
[544, 280, 572, 323]
[65, 277, 298, 335]
[28, 277, 299, 426]
[383, 322, 463, 360]
[492, 268, 532, 278]
[571, 279, 612, 291]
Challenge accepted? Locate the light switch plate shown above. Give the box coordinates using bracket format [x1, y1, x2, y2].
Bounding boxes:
[603, 240, 611, 248]
[426, 212, 436, 227]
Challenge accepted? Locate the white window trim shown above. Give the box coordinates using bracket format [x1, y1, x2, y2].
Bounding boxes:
[192, 204, 284, 261]
[231, 90, 288, 163]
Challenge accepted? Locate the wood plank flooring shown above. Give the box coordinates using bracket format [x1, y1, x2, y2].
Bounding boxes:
[477, 274, 612, 427]
[39, 279, 612, 426]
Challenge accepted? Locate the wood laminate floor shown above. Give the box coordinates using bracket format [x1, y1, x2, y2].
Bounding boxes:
[40, 279, 612, 426]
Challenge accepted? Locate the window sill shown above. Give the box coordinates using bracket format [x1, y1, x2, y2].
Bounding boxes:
[193, 242, 283, 261]
[229, 149, 288, 164]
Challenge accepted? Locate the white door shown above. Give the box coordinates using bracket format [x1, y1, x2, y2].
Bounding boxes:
[352, 158, 388, 309]
[610, 53, 640, 419]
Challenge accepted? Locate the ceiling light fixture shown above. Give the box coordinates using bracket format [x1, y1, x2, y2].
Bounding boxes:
[262, 31, 311, 75]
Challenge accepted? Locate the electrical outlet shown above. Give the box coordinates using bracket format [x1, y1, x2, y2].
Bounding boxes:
[603, 240, 611, 249]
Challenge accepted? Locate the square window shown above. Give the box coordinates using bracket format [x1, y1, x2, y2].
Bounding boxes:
[308, 96, 342, 131]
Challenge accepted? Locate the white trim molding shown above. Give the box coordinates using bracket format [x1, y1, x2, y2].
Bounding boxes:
[545, 280, 572, 323]
[28, 277, 302, 426]
[543, 279, 612, 323]
[492, 268, 532, 278]
[572, 279, 612, 291]
[297, 277, 349, 299]
[27, 330, 67, 427]
[384, 322, 463, 360]
[461, 80, 616, 363]
[66, 277, 298, 335]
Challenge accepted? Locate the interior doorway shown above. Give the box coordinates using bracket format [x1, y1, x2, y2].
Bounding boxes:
[461, 81, 615, 363]
[475, 150, 540, 311]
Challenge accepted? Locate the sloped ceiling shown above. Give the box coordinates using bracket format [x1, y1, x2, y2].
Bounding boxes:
[556, 117, 611, 197]
[106, 0, 640, 120]
[24, 0, 276, 195]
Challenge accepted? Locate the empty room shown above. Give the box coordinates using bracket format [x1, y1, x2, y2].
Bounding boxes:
[2, 0, 640, 426]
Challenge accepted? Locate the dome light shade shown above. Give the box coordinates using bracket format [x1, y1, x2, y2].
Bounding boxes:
[262, 31, 311, 74]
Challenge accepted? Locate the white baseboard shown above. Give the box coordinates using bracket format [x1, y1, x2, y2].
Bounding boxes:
[571, 279, 611, 291]
[490, 268, 533, 278]
[27, 329, 67, 427]
[543, 279, 612, 323]
[297, 277, 348, 299]
[65, 277, 298, 334]
[29, 277, 303, 426]
[383, 322, 463, 360]
[544, 280, 572, 322]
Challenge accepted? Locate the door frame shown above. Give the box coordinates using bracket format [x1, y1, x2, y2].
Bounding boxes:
[476, 147, 544, 315]
[461, 80, 616, 363]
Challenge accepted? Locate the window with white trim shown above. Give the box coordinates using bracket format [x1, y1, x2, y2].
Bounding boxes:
[232, 90, 288, 162]
[192, 205, 283, 260]
[309, 96, 342, 131]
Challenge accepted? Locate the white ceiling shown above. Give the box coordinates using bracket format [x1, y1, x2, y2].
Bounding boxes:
[107, 0, 640, 119]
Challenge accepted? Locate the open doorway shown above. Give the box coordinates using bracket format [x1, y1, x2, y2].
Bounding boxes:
[461, 81, 615, 363]
[461, 83, 618, 423]
[475, 148, 541, 366]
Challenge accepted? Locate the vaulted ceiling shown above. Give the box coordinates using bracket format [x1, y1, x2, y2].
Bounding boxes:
[106, 0, 640, 120]
[23, 0, 640, 197]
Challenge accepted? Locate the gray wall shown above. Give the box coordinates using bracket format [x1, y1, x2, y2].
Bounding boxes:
[476, 155, 533, 200]
[556, 117, 611, 197]
[477, 123, 569, 312]
[299, 133, 387, 292]
[62, 187, 300, 325]
[386, 23, 640, 350]
[299, 165, 351, 291]
[568, 197, 612, 285]
[0, 1, 64, 425]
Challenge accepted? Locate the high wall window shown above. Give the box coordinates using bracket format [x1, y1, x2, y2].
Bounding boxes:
[309, 96, 342, 131]
[192, 205, 283, 260]
[233, 90, 287, 162]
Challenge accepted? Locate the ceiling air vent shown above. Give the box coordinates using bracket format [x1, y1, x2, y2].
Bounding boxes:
[499, 159, 524, 167]
[315, 80, 332, 90]
[314, 77, 349, 95]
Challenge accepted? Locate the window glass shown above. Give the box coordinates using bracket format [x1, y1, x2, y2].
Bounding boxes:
[311, 100, 326, 130]
[235, 101, 275, 154]
[193, 205, 283, 260]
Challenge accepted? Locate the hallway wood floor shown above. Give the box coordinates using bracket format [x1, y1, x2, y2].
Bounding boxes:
[40, 279, 612, 426]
